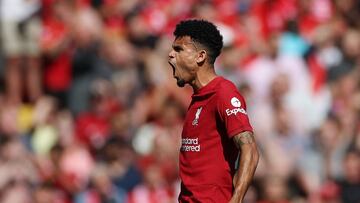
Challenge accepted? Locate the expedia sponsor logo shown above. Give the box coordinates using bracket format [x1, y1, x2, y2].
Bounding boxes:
[181, 138, 201, 152]
[226, 108, 247, 116]
[226, 97, 247, 116]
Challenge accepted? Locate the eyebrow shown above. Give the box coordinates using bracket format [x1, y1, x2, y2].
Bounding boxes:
[172, 44, 183, 51]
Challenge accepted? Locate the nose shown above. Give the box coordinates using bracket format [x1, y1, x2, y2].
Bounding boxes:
[168, 50, 175, 59]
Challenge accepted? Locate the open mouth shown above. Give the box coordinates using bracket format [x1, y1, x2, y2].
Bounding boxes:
[168, 61, 175, 69]
[168, 61, 176, 77]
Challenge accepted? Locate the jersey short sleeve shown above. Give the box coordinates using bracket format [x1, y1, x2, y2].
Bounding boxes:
[216, 83, 253, 138]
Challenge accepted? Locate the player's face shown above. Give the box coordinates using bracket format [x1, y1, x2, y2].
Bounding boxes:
[168, 36, 199, 87]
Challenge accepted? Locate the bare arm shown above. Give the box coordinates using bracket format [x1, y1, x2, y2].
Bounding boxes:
[229, 131, 259, 203]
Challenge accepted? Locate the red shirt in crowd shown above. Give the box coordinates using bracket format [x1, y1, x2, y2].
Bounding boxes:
[179, 76, 253, 202]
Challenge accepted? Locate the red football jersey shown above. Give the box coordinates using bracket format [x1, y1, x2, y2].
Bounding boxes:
[179, 76, 253, 203]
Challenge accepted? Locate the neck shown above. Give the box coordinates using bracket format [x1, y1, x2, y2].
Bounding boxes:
[191, 64, 218, 92]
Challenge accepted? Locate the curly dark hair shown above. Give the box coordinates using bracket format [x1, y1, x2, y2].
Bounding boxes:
[174, 19, 223, 64]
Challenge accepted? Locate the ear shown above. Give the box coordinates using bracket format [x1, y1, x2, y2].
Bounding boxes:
[196, 50, 207, 64]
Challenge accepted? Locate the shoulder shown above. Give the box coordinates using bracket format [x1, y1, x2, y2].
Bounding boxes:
[215, 77, 243, 100]
[216, 77, 238, 93]
[215, 77, 250, 108]
[213, 77, 246, 108]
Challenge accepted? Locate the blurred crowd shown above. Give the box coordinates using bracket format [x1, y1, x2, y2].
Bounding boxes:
[0, 0, 360, 202]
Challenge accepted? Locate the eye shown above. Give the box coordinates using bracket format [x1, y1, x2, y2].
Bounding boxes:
[173, 46, 182, 52]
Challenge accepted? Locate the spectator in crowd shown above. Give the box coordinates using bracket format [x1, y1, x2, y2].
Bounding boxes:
[337, 149, 360, 203]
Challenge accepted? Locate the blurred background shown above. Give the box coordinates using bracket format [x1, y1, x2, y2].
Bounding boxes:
[0, 0, 359, 202]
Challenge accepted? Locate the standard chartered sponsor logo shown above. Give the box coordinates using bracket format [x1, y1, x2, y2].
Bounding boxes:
[181, 138, 200, 152]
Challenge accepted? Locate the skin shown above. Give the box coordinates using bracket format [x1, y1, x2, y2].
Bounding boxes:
[168, 36, 259, 203]
[230, 131, 259, 203]
[168, 36, 216, 91]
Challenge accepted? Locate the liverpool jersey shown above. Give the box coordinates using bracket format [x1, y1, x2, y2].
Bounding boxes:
[179, 76, 253, 202]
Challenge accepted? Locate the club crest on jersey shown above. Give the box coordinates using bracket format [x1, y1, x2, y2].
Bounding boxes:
[226, 97, 247, 116]
[192, 107, 202, 126]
